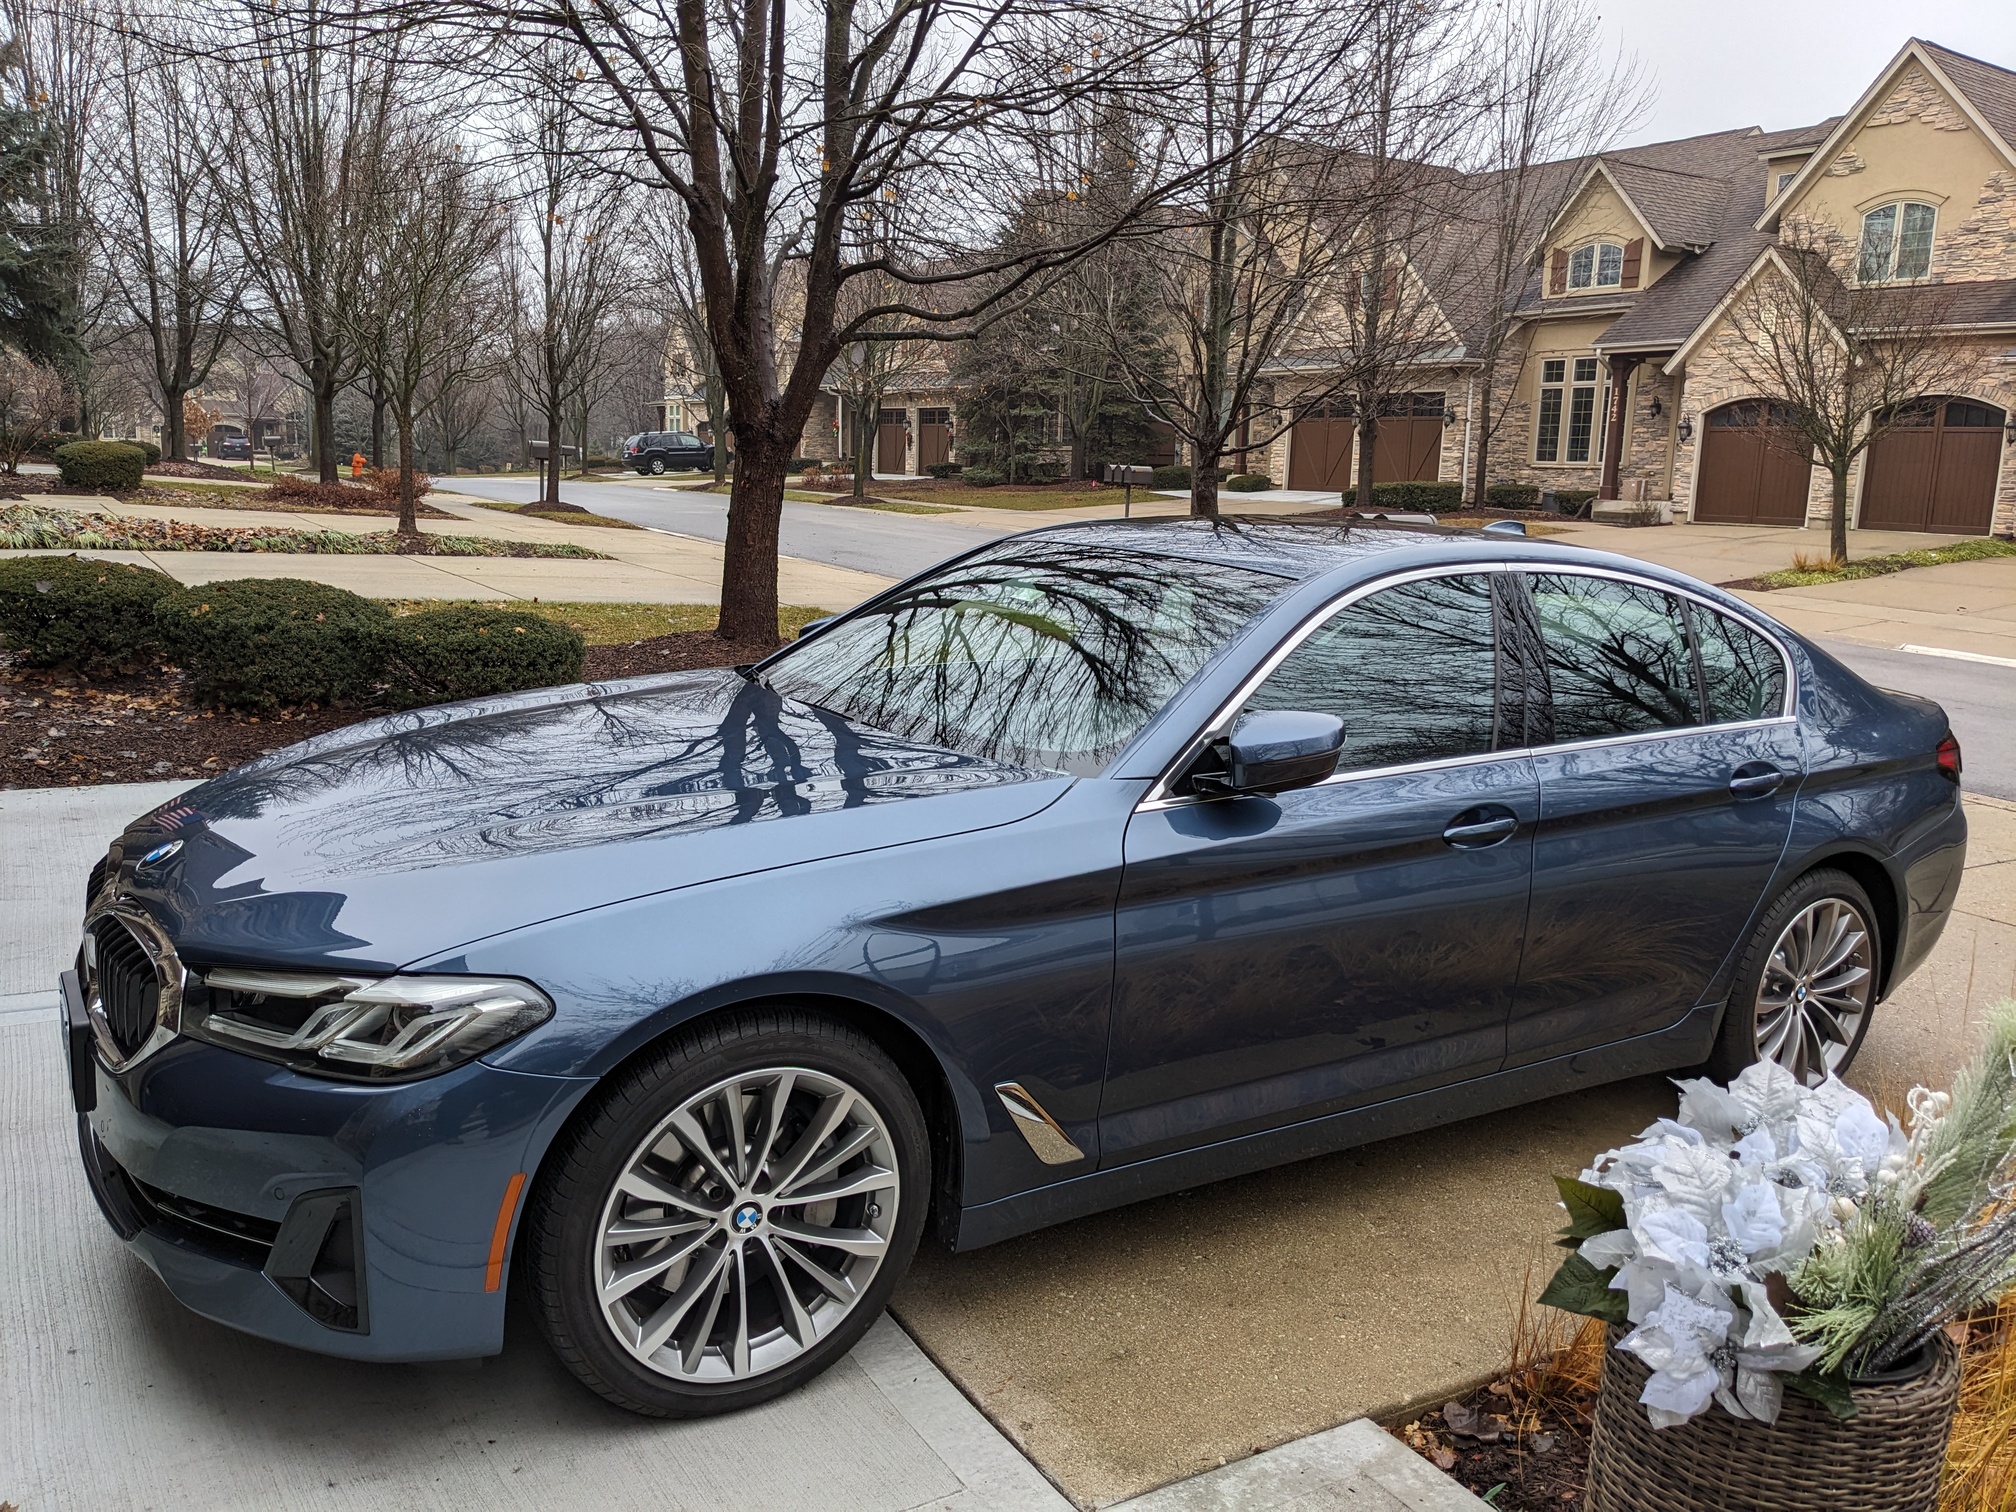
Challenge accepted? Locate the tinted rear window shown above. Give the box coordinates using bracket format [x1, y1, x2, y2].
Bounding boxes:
[1528, 572, 1700, 742]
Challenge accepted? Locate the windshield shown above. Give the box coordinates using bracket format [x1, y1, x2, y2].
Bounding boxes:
[760, 538, 1289, 774]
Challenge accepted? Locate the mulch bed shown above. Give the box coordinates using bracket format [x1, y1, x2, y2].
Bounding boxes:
[1, 632, 774, 789]
[1393, 1378, 1594, 1508]
[0, 472, 454, 517]
[148, 460, 256, 481]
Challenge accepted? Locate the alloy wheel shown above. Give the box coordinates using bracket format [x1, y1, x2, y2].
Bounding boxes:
[1753, 897, 1874, 1085]
[591, 1067, 900, 1384]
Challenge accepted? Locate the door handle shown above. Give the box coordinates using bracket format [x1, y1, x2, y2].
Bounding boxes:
[1729, 763, 1785, 800]
[1443, 811, 1519, 848]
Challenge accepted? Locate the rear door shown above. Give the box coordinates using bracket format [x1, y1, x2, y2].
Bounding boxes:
[1506, 569, 1800, 1064]
[1100, 570, 1538, 1166]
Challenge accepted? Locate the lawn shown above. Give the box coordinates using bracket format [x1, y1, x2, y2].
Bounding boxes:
[864, 480, 1114, 512]
[1745, 536, 2016, 590]
[376, 599, 831, 644]
[450, 495, 642, 530]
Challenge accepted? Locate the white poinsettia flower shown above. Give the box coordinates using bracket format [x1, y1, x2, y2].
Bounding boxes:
[1674, 1077, 1747, 1141]
[1732, 1123, 1779, 1167]
[1648, 1139, 1740, 1215]
[1721, 1181, 1786, 1255]
[1636, 1203, 1712, 1268]
[1622, 1283, 1739, 1428]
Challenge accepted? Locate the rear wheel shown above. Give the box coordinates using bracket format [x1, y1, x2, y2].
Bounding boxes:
[525, 1008, 928, 1417]
[1706, 868, 1879, 1086]
[649, 456, 667, 475]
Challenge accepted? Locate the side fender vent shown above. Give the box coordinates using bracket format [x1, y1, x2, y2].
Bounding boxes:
[994, 1082, 1088, 1166]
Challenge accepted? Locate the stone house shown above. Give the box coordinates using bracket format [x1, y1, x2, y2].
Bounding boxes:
[1251, 37, 2016, 535]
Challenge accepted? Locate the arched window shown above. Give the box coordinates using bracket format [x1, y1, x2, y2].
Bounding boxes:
[1857, 202, 1937, 282]
[1568, 242, 1625, 290]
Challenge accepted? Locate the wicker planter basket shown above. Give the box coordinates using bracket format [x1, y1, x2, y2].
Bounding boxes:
[1583, 1328, 1961, 1512]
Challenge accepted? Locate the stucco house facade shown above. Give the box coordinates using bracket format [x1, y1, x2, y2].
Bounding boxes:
[1253, 37, 2016, 535]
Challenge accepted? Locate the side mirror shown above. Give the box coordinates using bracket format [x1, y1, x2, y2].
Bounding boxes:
[1192, 710, 1345, 797]
[796, 616, 836, 640]
[1481, 519, 1527, 536]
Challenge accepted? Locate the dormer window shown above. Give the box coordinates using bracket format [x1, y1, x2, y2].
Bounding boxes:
[1569, 242, 1625, 290]
[1857, 202, 1936, 282]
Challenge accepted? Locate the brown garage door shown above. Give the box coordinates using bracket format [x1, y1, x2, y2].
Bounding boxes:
[876, 408, 907, 475]
[1288, 402, 1354, 489]
[1371, 394, 1446, 482]
[917, 408, 951, 469]
[1861, 398, 2005, 534]
[1694, 401, 1812, 525]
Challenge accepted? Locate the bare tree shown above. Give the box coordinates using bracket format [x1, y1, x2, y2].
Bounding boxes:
[1719, 221, 1986, 564]
[344, 123, 506, 534]
[1458, 0, 1642, 506]
[502, 45, 636, 505]
[98, 17, 242, 461]
[1097, 0, 1397, 518]
[658, 215, 731, 484]
[217, 0, 400, 481]
[0, 350, 66, 472]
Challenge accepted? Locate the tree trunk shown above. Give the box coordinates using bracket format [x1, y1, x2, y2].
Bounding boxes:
[852, 398, 871, 499]
[396, 407, 419, 538]
[1469, 384, 1493, 510]
[1829, 465, 1850, 567]
[542, 404, 563, 505]
[1355, 401, 1379, 509]
[163, 385, 188, 462]
[718, 430, 789, 646]
[1191, 448, 1220, 519]
[370, 386, 386, 469]
[708, 371, 728, 485]
[1069, 430, 1087, 482]
[313, 374, 339, 483]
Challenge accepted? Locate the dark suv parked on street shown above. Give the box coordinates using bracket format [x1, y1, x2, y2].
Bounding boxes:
[624, 431, 716, 475]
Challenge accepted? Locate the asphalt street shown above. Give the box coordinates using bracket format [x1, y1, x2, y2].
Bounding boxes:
[1819, 640, 2016, 800]
[446, 473, 993, 582]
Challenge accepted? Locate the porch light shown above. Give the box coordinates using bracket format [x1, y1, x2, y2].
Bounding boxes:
[1649, 397, 1663, 418]
[1678, 416, 1695, 444]
[1442, 405, 1458, 425]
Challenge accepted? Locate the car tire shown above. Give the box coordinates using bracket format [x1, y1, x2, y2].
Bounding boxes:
[649, 457, 667, 475]
[523, 1006, 930, 1418]
[1704, 867, 1881, 1087]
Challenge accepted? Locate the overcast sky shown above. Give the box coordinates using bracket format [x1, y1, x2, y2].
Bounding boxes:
[1597, 0, 2016, 148]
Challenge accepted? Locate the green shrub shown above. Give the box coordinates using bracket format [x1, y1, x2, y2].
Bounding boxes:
[54, 441, 147, 491]
[1151, 465, 1191, 489]
[1339, 481, 1464, 513]
[1485, 483, 1539, 508]
[380, 605, 586, 709]
[962, 467, 1005, 487]
[1226, 473, 1274, 492]
[1549, 489, 1597, 519]
[155, 578, 391, 709]
[786, 457, 820, 473]
[1025, 461, 1066, 484]
[132, 440, 163, 465]
[924, 462, 963, 478]
[0, 554, 177, 672]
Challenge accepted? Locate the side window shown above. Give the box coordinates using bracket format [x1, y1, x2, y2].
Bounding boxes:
[1689, 604, 1787, 723]
[1527, 573, 1700, 742]
[1246, 575, 1500, 773]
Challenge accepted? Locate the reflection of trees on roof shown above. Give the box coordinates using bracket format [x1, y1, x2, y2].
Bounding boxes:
[765, 538, 1289, 775]
[193, 670, 1040, 872]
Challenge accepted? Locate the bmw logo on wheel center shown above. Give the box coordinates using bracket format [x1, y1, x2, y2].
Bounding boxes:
[732, 1203, 762, 1233]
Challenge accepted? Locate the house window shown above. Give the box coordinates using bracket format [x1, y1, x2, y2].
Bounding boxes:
[1857, 201, 1936, 282]
[1568, 242, 1625, 290]
[1536, 357, 1608, 463]
[1776, 171, 1797, 197]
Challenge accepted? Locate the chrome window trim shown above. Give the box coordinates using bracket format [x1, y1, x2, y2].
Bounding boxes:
[1135, 559, 1800, 814]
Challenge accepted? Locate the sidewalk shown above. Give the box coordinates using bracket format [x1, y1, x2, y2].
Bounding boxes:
[3, 492, 894, 611]
[0, 781, 1483, 1512]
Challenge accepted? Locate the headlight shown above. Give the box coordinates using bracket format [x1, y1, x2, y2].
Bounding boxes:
[182, 968, 554, 1081]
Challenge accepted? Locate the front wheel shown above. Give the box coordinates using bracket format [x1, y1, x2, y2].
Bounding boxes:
[524, 1008, 929, 1417]
[1705, 867, 1879, 1086]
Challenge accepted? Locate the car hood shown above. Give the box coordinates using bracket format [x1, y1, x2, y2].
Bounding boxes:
[115, 669, 1070, 970]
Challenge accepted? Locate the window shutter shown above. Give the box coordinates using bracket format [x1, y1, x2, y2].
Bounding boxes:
[1620, 238, 1643, 289]
[1380, 269, 1400, 309]
[1548, 248, 1568, 295]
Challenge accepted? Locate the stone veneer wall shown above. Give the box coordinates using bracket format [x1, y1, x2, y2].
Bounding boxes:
[1941, 169, 2016, 280]
[1473, 345, 1678, 500]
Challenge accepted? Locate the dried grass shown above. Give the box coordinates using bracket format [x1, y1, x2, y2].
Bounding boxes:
[1942, 1293, 2016, 1512]
[1501, 1260, 1609, 1423]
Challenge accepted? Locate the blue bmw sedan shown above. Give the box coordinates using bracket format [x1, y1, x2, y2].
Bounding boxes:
[63, 518, 1965, 1416]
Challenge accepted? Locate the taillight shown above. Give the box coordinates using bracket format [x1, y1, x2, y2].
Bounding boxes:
[1936, 733, 1962, 782]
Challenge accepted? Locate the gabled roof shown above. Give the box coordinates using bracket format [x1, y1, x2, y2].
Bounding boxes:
[1758, 40, 2016, 232]
[1598, 161, 1727, 251]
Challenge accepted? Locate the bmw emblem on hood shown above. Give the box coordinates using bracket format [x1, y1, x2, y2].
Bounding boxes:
[138, 840, 183, 869]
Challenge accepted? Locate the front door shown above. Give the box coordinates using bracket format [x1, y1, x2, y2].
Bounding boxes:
[1102, 571, 1537, 1166]
[1506, 569, 1801, 1064]
[876, 408, 908, 475]
[1861, 397, 2005, 534]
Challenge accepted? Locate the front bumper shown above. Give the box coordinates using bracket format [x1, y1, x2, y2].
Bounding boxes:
[63, 969, 593, 1361]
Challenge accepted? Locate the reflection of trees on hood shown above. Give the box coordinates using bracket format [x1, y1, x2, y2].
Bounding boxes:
[764, 537, 1289, 775]
[191, 670, 1034, 872]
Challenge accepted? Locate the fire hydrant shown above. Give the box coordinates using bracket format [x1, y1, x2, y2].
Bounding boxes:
[351, 452, 366, 479]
